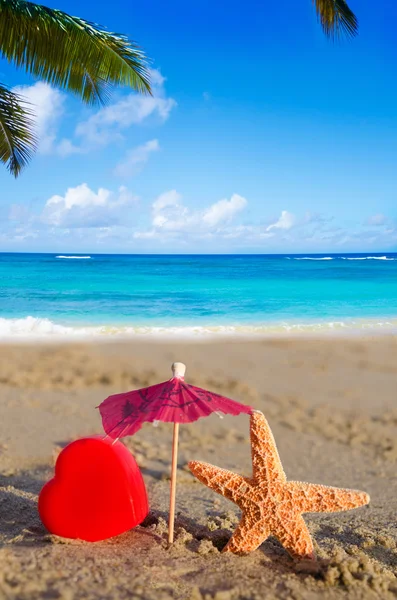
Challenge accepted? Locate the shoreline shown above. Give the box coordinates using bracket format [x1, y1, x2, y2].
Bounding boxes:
[1, 314, 397, 342]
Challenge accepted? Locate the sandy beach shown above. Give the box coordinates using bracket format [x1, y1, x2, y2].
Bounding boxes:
[0, 335, 397, 599]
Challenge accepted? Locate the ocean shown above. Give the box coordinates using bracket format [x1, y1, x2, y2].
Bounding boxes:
[0, 252, 396, 339]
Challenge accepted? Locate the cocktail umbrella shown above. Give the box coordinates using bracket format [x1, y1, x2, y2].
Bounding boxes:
[98, 362, 253, 543]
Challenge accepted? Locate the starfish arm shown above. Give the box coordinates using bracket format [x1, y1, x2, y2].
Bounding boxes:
[275, 514, 315, 561]
[188, 461, 249, 504]
[223, 510, 270, 555]
[250, 411, 286, 484]
[288, 482, 370, 514]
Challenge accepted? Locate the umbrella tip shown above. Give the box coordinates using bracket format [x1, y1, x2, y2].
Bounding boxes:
[172, 362, 186, 379]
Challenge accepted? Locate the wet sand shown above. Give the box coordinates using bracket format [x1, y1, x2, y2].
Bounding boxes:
[0, 336, 397, 599]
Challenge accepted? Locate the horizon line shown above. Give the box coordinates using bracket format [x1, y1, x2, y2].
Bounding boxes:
[0, 251, 396, 257]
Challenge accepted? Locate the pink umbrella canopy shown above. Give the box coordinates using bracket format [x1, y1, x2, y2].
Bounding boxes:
[98, 362, 253, 544]
[99, 364, 253, 440]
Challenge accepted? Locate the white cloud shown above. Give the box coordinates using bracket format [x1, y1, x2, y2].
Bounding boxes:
[151, 190, 189, 231]
[12, 70, 175, 159]
[202, 194, 247, 227]
[153, 189, 182, 212]
[149, 69, 166, 87]
[42, 184, 138, 228]
[134, 191, 248, 239]
[266, 210, 295, 232]
[4, 194, 397, 252]
[63, 69, 176, 152]
[56, 138, 83, 158]
[13, 82, 64, 154]
[113, 139, 160, 178]
[366, 213, 387, 226]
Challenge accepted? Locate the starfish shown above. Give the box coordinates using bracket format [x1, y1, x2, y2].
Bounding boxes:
[189, 411, 370, 560]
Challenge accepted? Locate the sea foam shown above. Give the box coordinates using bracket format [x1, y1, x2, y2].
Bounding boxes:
[342, 256, 396, 261]
[288, 256, 396, 261]
[56, 256, 92, 259]
[0, 316, 396, 341]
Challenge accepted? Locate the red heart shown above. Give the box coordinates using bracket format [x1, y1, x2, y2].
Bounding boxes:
[38, 436, 149, 542]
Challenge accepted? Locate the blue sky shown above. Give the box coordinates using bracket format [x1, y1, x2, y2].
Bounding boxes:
[0, 0, 397, 253]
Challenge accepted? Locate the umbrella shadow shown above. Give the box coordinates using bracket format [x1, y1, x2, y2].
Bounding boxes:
[141, 509, 234, 552]
[142, 510, 289, 556]
[140, 509, 322, 579]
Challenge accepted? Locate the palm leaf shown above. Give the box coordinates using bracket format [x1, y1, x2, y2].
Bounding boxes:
[0, 82, 37, 176]
[313, 0, 358, 39]
[0, 0, 152, 105]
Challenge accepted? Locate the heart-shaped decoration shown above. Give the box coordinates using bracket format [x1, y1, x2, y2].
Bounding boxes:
[38, 436, 149, 542]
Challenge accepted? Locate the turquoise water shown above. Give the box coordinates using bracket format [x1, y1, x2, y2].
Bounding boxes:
[0, 253, 396, 338]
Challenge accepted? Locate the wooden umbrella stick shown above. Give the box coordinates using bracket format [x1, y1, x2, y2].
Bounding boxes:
[168, 422, 180, 544]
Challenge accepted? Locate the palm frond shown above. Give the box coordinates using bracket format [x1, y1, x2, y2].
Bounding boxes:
[0, 82, 37, 177]
[313, 0, 358, 39]
[0, 0, 152, 105]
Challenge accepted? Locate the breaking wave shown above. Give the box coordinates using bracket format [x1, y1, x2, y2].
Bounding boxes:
[0, 316, 396, 341]
[342, 256, 396, 261]
[56, 255, 92, 259]
[287, 256, 396, 261]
